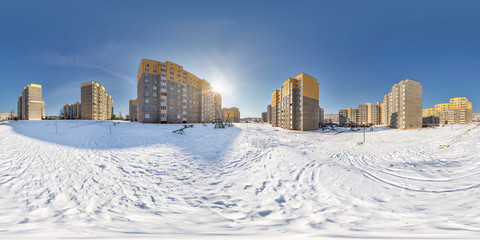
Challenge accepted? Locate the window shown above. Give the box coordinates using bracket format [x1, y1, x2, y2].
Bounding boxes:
[161, 68, 166, 72]
[145, 85, 148, 89]
[145, 64, 149, 67]
[153, 70, 157, 73]
[161, 64, 167, 67]
[153, 86, 157, 91]
[145, 79, 149, 83]
[170, 67, 174, 70]
[153, 92, 157, 97]
[144, 106, 149, 111]
[170, 71, 174, 75]
[144, 92, 149, 96]
[177, 114, 181, 119]
[153, 65, 157, 68]
[145, 98, 149, 104]
[177, 70, 181, 73]
[145, 113, 150, 119]
[145, 69, 149, 72]
[177, 74, 181, 77]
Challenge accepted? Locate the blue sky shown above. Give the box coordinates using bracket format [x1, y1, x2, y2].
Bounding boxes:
[1, 0, 479, 117]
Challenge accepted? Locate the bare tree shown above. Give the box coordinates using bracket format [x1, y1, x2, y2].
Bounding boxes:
[118, 111, 124, 120]
[10, 109, 15, 120]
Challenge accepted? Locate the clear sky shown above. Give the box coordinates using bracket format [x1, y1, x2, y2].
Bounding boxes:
[1, 0, 479, 117]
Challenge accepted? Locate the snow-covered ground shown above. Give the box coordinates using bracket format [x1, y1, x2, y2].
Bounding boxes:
[1, 120, 480, 239]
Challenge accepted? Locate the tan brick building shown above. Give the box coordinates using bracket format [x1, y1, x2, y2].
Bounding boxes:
[382, 79, 423, 129]
[81, 82, 113, 120]
[136, 59, 221, 123]
[270, 73, 319, 131]
[63, 101, 82, 119]
[17, 84, 43, 120]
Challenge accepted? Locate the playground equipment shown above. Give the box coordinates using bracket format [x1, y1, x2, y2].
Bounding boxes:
[173, 124, 194, 135]
[214, 110, 225, 129]
[225, 112, 233, 127]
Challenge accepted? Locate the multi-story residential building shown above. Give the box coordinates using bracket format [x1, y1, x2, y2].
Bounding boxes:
[17, 84, 43, 120]
[382, 79, 423, 129]
[358, 104, 368, 125]
[270, 73, 319, 131]
[136, 59, 221, 123]
[341, 102, 382, 126]
[473, 113, 480, 122]
[63, 102, 82, 119]
[423, 97, 473, 125]
[448, 97, 473, 124]
[129, 99, 137, 121]
[339, 109, 348, 125]
[267, 105, 272, 124]
[377, 101, 384, 125]
[261, 112, 267, 123]
[81, 81, 113, 120]
[271, 90, 280, 127]
[223, 107, 240, 122]
[319, 107, 324, 125]
[324, 113, 339, 124]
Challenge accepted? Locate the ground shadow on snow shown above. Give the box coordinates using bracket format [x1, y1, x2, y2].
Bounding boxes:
[6, 121, 242, 157]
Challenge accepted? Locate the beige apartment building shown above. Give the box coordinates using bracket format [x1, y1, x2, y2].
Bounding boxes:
[339, 102, 382, 126]
[423, 97, 473, 125]
[129, 99, 137, 121]
[270, 73, 319, 131]
[382, 79, 422, 129]
[17, 84, 44, 120]
[81, 81, 113, 120]
[136, 59, 222, 123]
[222, 107, 240, 122]
[319, 107, 324, 125]
[63, 101, 82, 119]
[267, 104, 272, 124]
[448, 97, 473, 124]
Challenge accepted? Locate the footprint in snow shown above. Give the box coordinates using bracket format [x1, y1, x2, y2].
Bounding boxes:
[258, 210, 272, 217]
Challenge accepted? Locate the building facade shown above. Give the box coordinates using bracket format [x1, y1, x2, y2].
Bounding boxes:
[319, 107, 324, 125]
[136, 59, 221, 123]
[261, 112, 267, 122]
[473, 113, 480, 122]
[129, 99, 137, 121]
[17, 84, 43, 120]
[324, 113, 339, 124]
[267, 105, 272, 124]
[448, 97, 473, 124]
[270, 73, 319, 131]
[382, 79, 423, 129]
[63, 102, 82, 119]
[223, 107, 240, 123]
[81, 82, 113, 120]
[423, 97, 473, 125]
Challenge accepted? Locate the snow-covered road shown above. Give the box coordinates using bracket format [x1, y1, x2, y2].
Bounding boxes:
[1, 121, 479, 239]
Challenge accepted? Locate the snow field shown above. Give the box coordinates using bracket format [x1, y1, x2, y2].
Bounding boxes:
[0, 120, 480, 239]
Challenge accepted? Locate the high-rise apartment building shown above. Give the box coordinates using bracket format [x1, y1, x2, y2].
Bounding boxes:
[270, 73, 319, 131]
[423, 97, 473, 125]
[271, 90, 280, 127]
[63, 102, 82, 119]
[136, 59, 221, 123]
[17, 84, 43, 120]
[382, 79, 422, 129]
[129, 99, 137, 121]
[267, 105, 272, 124]
[81, 81, 113, 120]
[448, 97, 473, 124]
[319, 107, 324, 125]
[223, 107, 240, 123]
[340, 102, 382, 126]
[261, 112, 267, 123]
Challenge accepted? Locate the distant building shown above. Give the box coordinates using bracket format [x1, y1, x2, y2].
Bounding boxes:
[448, 97, 473, 124]
[270, 73, 319, 131]
[81, 81, 113, 120]
[129, 99, 137, 121]
[0, 113, 15, 121]
[223, 107, 240, 122]
[319, 107, 324, 125]
[63, 102, 82, 119]
[267, 105, 272, 124]
[382, 79, 423, 129]
[324, 113, 339, 124]
[17, 84, 43, 120]
[423, 97, 473, 125]
[473, 113, 480, 122]
[261, 112, 267, 122]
